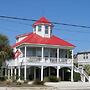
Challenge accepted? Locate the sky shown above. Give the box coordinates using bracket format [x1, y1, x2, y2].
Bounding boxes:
[0, 0, 90, 53]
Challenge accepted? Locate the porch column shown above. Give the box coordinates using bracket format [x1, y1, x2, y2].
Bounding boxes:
[42, 47, 44, 62]
[48, 48, 50, 62]
[67, 50, 69, 59]
[57, 66, 59, 78]
[25, 46, 27, 59]
[8, 69, 10, 79]
[57, 48, 59, 62]
[14, 67, 16, 80]
[11, 67, 13, 79]
[24, 65, 27, 80]
[18, 66, 20, 80]
[41, 66, 43, 81]
[5, 68, 7, 77]
[34, 67, 36, 80]
[24, 46, 27, 81]
[71, 50, 74, 82]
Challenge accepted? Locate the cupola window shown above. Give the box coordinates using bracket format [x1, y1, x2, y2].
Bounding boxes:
[45, 25, 49, 34]
[34, 26, 36, 32]
[38, 25, 41, 31]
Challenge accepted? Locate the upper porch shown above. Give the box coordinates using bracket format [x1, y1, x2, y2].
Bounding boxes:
[12, 45, 74, 66]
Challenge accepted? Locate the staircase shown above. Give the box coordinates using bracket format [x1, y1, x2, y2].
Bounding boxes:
[74, 65, 90, 82]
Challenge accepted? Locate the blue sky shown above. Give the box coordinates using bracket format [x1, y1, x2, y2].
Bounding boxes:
[0, 0, 90, 53]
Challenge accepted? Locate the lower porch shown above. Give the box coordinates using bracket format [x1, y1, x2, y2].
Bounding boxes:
[4, 65, 73, 82]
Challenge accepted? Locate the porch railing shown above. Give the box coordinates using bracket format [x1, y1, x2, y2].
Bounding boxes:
[26, 56, 72, 64]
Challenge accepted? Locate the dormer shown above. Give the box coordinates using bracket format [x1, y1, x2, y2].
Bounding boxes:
[32, 17, 53, 38]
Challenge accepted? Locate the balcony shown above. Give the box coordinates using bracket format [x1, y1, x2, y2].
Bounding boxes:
[25, 56, 72, 64]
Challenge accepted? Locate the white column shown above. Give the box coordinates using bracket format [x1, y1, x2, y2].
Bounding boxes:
[24, 46, 27, 81]
[34, 67, 36, 80]
[8, 69, 10, 79]
[25, 46, 27, 59]
[24, 65, 26, 80]
[41, 66, 43, 81]
[48, 48, 50, 62]
[42, 47, 44, 62]
[57, 66, 59, 78]
[11, 67, 13, 79]
[18, 66, 20, 80]
[71, 50, 74, 82]
[14, 68, 16, 80]
[57, 48, 59, 63]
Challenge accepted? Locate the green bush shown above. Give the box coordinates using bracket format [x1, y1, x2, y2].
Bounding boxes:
[48, 76, 59, 82]
[16, 82, 22, 85]
[0, 76, 6, 81]
[33, 79, 45, 85]
[74, 72, 81, 82]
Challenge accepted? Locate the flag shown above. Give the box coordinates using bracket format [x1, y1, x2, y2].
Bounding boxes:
[14, 50, 21, 59]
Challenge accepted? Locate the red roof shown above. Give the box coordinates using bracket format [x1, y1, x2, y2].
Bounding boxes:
[13, 33, 75, 48]
[33, 17, 53, 27]
[16, 33, 31, 39]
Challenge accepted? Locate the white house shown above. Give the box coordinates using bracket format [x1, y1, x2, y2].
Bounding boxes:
[6, 17, 75, 81]
[76, 51, 90, 66]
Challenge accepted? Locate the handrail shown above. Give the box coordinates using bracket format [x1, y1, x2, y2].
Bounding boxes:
[22, 56, 72, 64]
[74, 65, 90, 82]
[83, 70, 89, 80]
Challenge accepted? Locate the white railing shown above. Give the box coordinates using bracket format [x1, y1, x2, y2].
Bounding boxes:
[26, 57, 72, 64]
[27, 56, 42, 62]
[74, 65, 90, 82]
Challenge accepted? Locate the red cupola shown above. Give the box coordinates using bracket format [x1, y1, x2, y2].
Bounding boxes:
[33, 17, 53, 27]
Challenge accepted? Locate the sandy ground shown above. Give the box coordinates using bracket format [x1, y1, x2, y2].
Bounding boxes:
[0, 82, 90, 90]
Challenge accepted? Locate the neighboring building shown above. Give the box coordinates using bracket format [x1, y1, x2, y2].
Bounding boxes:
[6, 17, 75, 81]
[76, 51, 90, 66]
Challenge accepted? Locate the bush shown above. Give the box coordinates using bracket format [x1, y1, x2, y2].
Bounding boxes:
[16, 79, 24, 85]
[0, 76, 6, 81]
[44, 77, 49, 82]
[5, 79, 12, 85]
[74, 72, 81, 82]
[48, 76, 59, 82]
[33, 79, 45, 85]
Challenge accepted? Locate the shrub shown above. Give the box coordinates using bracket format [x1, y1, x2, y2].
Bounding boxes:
[33, 79, 45, 85]
[0, 76, 6, 81]
[74, 72, 81, 82]
[24, 80, 28, 83]
[48, 76, 59, 82]
[44, 77, 49, 82]
[16, 79, 24, 85]
[6, 79, 12, 85]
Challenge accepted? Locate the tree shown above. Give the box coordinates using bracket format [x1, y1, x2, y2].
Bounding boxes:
[0, 34, 14, 67]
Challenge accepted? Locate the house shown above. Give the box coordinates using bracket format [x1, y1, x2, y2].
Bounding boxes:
[75, 51, 90, 66]
[6, 17, 75, 81]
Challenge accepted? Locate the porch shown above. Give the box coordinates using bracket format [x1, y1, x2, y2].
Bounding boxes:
[18, 46, 73, 65]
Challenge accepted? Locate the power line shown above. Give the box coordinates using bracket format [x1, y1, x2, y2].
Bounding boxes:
[1, 18, 90, 34]
[0, 15, 90, 28]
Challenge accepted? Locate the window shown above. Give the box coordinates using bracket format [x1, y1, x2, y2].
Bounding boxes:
[45, 26, 49, 34]
[38, 25, 41, 31]
[86, 53, 88, 59]
[20, 47, 25, 57]
[83, 54, 85, 59]
[34, 26, 36, 32]
[83, 53, 88, 59]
